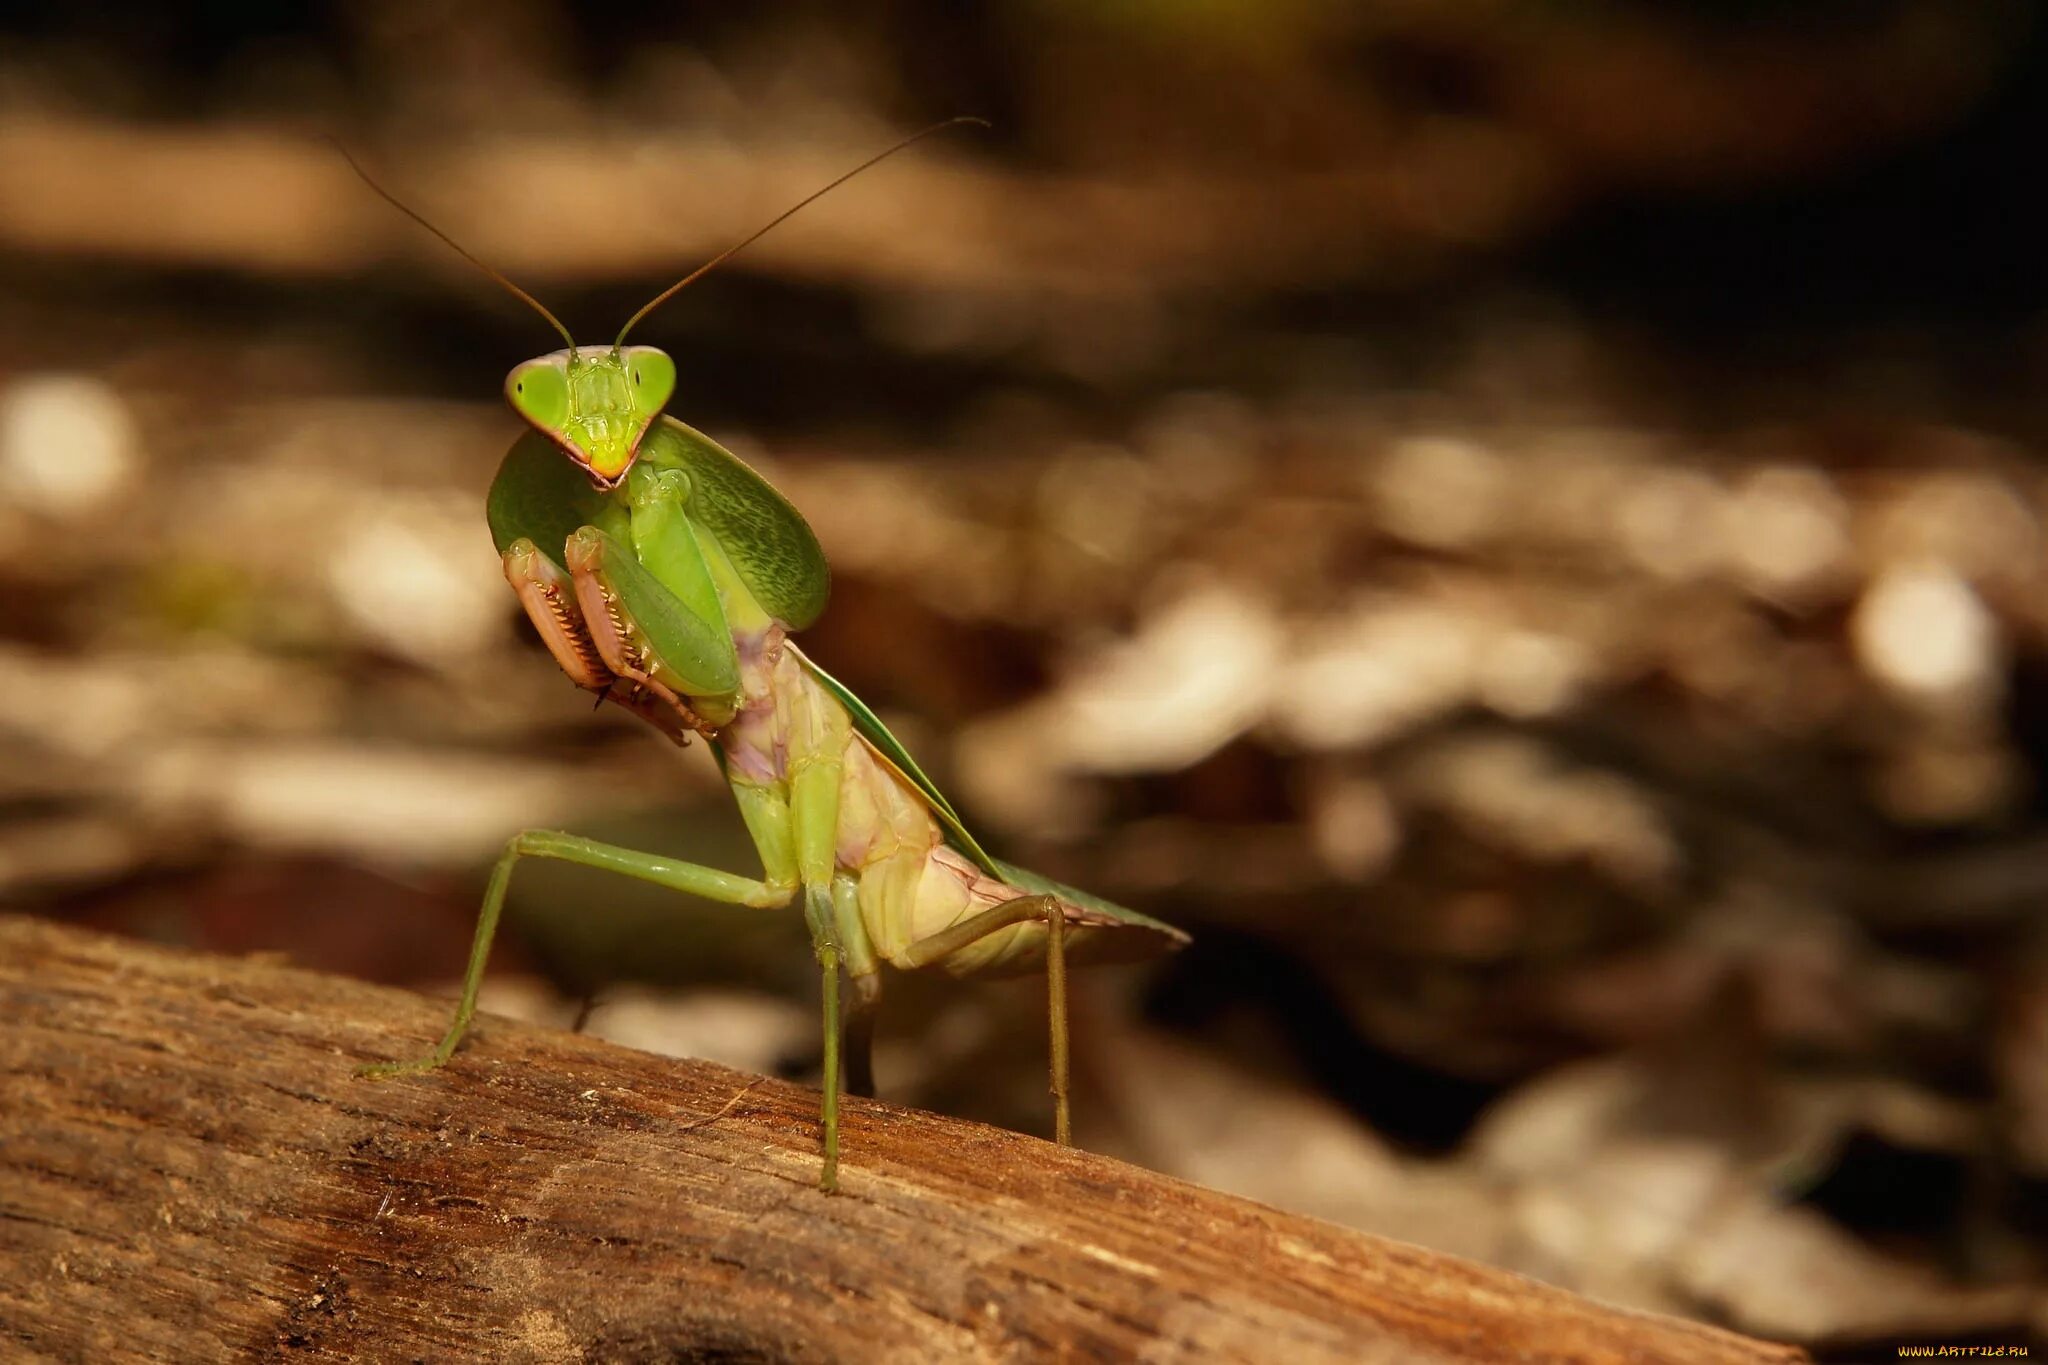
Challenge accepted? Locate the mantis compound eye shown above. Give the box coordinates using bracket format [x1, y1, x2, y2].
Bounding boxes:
[618, 346, 676, 424]
[505, 358, 571, 433]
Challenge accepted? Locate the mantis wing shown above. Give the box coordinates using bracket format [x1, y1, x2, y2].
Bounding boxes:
[640, 417, 831, 631]
[487, 430, 612, 567]
[795, 647, 1186, 943]
[988, 858, 1187, 941]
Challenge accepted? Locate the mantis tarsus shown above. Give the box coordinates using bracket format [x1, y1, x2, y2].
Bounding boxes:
[347, 121, 1188, 1191]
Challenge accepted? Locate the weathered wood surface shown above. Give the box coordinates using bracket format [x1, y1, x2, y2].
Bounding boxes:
[0, 915, 1806, 1363]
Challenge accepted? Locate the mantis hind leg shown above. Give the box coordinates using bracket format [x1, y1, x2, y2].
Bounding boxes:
[898, 894, 1072, 1146]
[831, 872, 881, 1100]
[843, 975, 880, 1099]
[359, 828, 792, 1078]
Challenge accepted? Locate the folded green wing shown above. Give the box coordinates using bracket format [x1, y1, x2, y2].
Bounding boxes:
[641, 417, 830, 630]
[487, 431, 612, 565]
[988, 859, 1188, 940]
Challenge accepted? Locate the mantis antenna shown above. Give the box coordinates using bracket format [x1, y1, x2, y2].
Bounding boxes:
[612, 115, 989, 349]
[331, 138, 579, 357]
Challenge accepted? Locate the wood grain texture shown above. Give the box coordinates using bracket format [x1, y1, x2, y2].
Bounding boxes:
[0, 915, 1807, 1364]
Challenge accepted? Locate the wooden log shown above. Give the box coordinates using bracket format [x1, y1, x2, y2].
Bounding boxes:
[0, 915, 1806, 1363]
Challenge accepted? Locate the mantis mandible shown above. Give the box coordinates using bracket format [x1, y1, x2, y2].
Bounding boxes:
[346, 122, 1188, 1191]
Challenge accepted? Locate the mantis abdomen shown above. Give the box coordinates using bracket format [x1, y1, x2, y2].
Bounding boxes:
[720, 637, 1114, 979]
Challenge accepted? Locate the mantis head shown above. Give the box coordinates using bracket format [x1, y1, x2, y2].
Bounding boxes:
[505, 346, 677, 488]
[337, 118, 985, 490]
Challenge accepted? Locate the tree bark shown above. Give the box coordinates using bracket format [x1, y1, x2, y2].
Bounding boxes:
[0, 915, 1805, 1363]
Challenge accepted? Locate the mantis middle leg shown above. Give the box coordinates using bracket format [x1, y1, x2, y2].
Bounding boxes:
[360, 828, 795, 1078]
[782, 691, 854, 1190]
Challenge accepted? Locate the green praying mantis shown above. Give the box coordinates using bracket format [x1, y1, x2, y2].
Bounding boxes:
[347, 121, 1187, 1191]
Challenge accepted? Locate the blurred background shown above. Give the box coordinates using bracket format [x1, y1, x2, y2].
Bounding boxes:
[4, 1, 2047, 1355]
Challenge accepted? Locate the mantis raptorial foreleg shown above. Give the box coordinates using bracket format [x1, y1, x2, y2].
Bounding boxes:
[360, 829, 796, 1079]
[899, 894, 1071, 1145]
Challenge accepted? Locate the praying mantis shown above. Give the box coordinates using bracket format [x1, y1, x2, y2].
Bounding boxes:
[348, 122, 1188, 1191]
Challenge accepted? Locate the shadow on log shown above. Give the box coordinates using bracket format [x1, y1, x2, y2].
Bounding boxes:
[0, 915, 1806, 1363]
